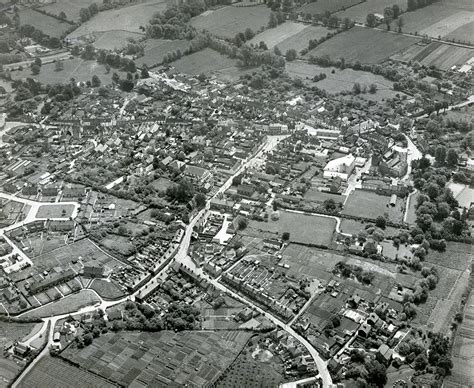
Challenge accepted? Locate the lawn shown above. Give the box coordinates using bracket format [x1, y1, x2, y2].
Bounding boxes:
[101, 234, 136, 257]
[286, 61, 400, 102]
[149, 177, 177, 192]
[136, 39, 192, 68]
[21, 290, 100, 319]
[18, 356, 117, 388]
[40, 0, 98, 22]
[297, 0, 362, 15]
[10, 58, 128, 85]
[248, 21, 308, 49]
[304, 26, 420, 64]
[90, 279, 126, 300]
[62, 330, 252, 387]
[67, 0, 167, 38]
[35, 204, 75, 219]
[246, 210, 336, 246]
[342, 189, 405, 223]
[169, 48, 244, 81]
[18, 7, 72, 38]
[335, 0, 407, 22]
[189, 5, 271, 39]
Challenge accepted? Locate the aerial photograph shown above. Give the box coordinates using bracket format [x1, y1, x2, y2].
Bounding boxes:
[0, 0, 472, 386]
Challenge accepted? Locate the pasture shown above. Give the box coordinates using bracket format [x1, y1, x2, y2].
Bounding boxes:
[10, 58, 128, 85]
[342, 189, 405, 223]
[276, 25, 331, 54]
[18, 356, 117, 388]
[136, 39, 192, 68]
[297, 0, 362, 15]
[248, 22, 308, 49]
[189, 5, 271, 39]
[62, 330, 252, 387]
[67, 0, 167, 38]
[169, 48, 244, 81]
[246, 210, 336, 246]
[40, 0, 97, 22]
[305, 26, 420, 64]
[286, 61, 400, 102]
[93, 30, 144, 50]
[335, 0, 406, 22]
[18, 8, 72, 38]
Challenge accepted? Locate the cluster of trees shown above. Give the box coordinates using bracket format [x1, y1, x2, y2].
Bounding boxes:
[407, 0, 440, 12]
[166, 179, 195, 203]
[367, 5, 403, 31]
[79, 3, 99, 23]
[268, 10, 286, 28]
[312, 72, 327, 82]
[352, 82, 377, 95]
[333, 261, 375, 285]
[162, 49, 184, 64]
[233, 28, 256, 47]
[428, 333, 453, 377]
[95, 49, 138, 73]
[19, 24, 62, 49]
[305, 31, 339, 54]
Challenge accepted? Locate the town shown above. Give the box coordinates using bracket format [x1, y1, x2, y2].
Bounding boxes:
[0, 0, 472, 387]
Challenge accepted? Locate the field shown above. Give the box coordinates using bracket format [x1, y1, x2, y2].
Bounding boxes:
[395, 3, 474, 41]
[40, 0, 98, 22]
[297, 0, 362, 15]
[35, 204, 75, 219]
[67, 0, 167, 38]
[335, 0, 406, 22]
[90, 279, 125, 300]
[10, 58, 128, 85]
[445, 20, 474, 44]
[425, 242, 473, 271]
[136, 39, 192, 68]
[446, 290, 474, 387]
[276, 25, 332, 54]
[93, 30, 144, 50]
[248, 22, 308, 49]
[18, 8, 72, 38]
[169, 48, 244, 81]
[342, 189, 405, 223]
[286, 61, 400, 102]
[21, 290, 100, 319]
[245, 210, 336, 246]
[305, 26, 420, 64]
[18, 356, 118, 388]
[62, 330, 252, 386]
[189, 5, 271, 39]
[32, 238, 122, 274]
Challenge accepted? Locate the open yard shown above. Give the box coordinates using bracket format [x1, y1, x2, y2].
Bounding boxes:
[304, 26, 420, 64]
[35, 204, 75, 219]
[286, 61, 400, 102]
[342, 189, 405, 223]
[136, 39, 192, 68]
[62, 330, 252, 387]
[297, 0, 362, 15]
[335, 0, 406, 22]
[168, 48, 244, 81]
[10, 57, 128, 85]
[21, 290, 100, 319]
[189, 5, 271, 39]
[18, 356, 118, 388]
[245, 210, 336, 246]
[18, 7, 72, 38]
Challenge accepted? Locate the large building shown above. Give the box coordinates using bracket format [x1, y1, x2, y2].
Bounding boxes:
[323, 154, 356, 181]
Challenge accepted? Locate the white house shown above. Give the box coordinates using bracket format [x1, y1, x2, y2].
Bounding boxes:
[323, 154, 356, 181]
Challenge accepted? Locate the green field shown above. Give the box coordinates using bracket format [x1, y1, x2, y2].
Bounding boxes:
[298, 0, 362, 15]
[18, 356, 118, 388]
[286, 61, 400, 102]
[36, 204, 75, 219]
[21, 290, 100, 319]
[10, 58, 128, 85]
[189, 5, 271, 39]
[136, 39, 192, 68]
[90, 279, 125, 300]
[62, 330, 252, 386]
[67, 0, 167, 38]
[248, 21, 308, 49]
[246, 210, 336, 246]
[19, 7, 72, 38]
[342, 189, 405, 223]
[305, 26, 420, 64]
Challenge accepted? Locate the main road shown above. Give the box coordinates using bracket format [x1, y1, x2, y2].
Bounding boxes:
[11, 134, 333, 387]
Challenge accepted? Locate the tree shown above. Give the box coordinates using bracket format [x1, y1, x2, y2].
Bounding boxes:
[366, 361, 387, 387]
[285, 49, 297, 61]
[268, 12, 278, 28]
[366, 13, 377, 27]
[237, 216, 248, 231]
[34, 57, 42, 67]
[435, 145, 446, 165]
[112, 72, 120, 83]
[282, 232, 290, 241]
[194, 193, 206, 209]
[407, 0, 417, 11]
[369, 83, 377, 94]
[141, 66, 149, 78]
[79, 7, 91, 22]
[375, 216, 386, 229]
[384, 7, 393, 30]
[392, 4, 400, 18]
[59, 11, 67, 20]
[83, 333, 93, 345]
[353, 82, 361, 94]
[446, 149, 458, 167]
[244, 28, 254, 41]
[31, 64, 40, 75]
[91, 75, 101, 87]
[55, 60, 64, 71]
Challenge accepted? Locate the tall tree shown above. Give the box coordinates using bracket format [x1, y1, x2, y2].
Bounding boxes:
[366, 13, 376, 27]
